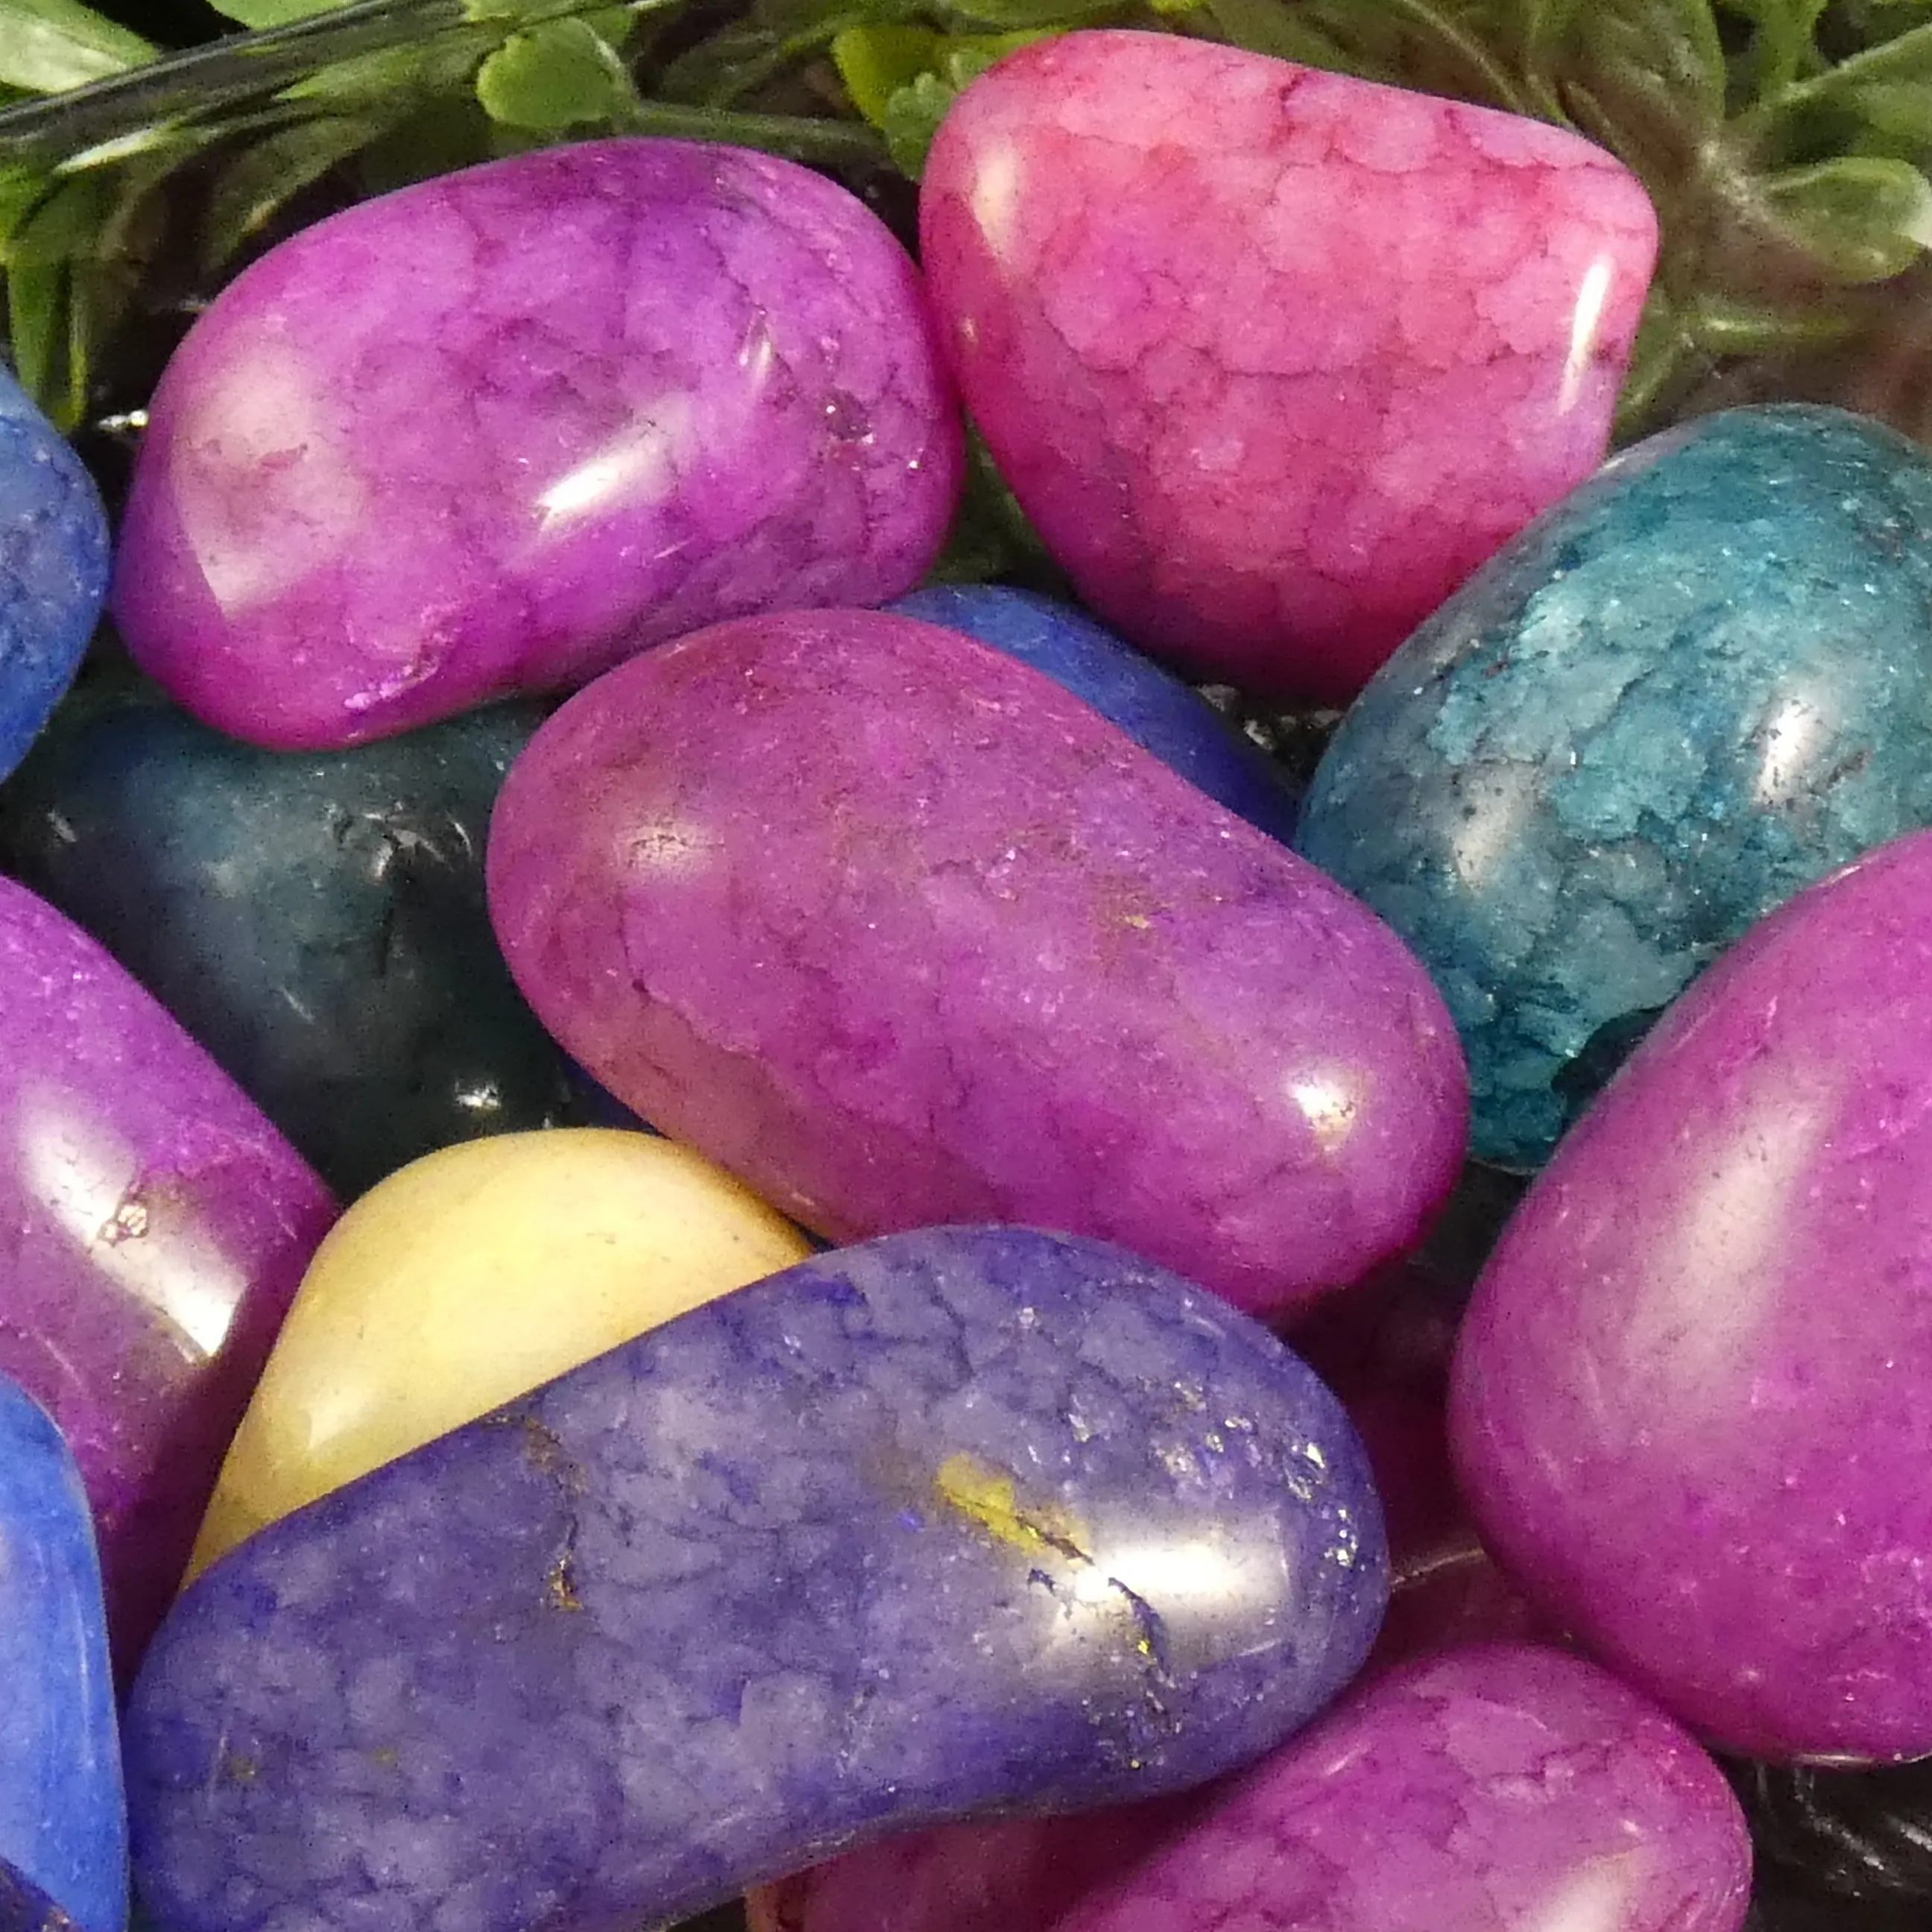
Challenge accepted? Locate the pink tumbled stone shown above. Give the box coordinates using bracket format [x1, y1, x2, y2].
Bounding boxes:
[0, 878, 334, 1672]
[921, 31, 1658, 701]
[752, 1645, 1749, 1932]
[113, 140, 962, 748]
[1453, 827, 1932, 1761]
[487, 609, 1466, 1317]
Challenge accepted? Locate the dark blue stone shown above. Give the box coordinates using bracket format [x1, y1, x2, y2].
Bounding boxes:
[0, 370, 107, 784]
[1295, 404, 1932, 1169]
[889, 586, 1298, 840]
[124, 1226, 1384, 1932]
[0, 1860, 78, 1932]
[0, 681, 610, 1197]
[0, 1377, 124, 1932]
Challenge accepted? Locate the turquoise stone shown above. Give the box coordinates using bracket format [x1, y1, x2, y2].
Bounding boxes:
[0, 1377, 124, 1932]
[1296, 404, 1932, 1169]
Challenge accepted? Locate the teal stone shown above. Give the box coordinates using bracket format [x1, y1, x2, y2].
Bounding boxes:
[1295, 404, 1932, 1169]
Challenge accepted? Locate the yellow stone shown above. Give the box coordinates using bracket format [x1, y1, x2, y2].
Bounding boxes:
[189, 1129, 809, 1573]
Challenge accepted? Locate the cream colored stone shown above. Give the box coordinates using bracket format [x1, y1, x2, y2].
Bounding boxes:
[190, 1129, 808, 1572]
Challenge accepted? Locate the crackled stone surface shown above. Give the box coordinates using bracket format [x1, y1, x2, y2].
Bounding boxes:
[487, 610, 1467, 1319]
[920, 31, 1656, 702]
[0, 367, 108, 781]
[0, 681, 598, 1196]
[0, 878, 335, 1672]
[889, 587, 1298, 840]
[1300, 404, 1932, 1169]
[1451, 828, 1932, 1760]
[754, 1644, 1749, 1932]
[113, 139, 962, 748]
[191, 1130, 809, 1569]
[125, 1227, 1386, 1932]
[0, 1378, 124, 1932]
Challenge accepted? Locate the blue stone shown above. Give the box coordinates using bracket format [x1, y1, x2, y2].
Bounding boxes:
[0, 1859, 78, 1932]
[1295, 403, 1932, 1170]
[0, 370, 108, 783]
[0, 680, 614, 1197]
[889, 586, 1298, 840]
[124, 1226, 1384, 1932]
[0, 1377, 125, 1932]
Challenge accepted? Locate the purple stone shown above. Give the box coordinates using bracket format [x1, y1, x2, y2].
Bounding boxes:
[0, 877, 335, 1672]
[0, 1860, 75, 1932]
[111, 140, 962, 749]
[487, 609, 1468, 1319]
[1452, 826, 1932, 1761]
[124, 1226, 1386, 1931]
[756, 1644, 1750, 1932]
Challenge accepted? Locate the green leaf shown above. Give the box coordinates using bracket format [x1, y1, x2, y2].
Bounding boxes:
[476, 16, 643, 126]
[7, 257, 70, 425]
[1758, 151, 1932, 277]
[207, 0, 351, 29]
[830, 21, 940, 122]
[0, 0, 155, 93]
[200, 112, 394, 269]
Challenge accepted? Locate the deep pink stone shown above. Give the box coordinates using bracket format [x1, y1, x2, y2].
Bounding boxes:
[920, 31, 1658, 701]
[754, 1644, 1749, 1932]
[486, 608, 1466, 1318]
[0, 878, 334, 1671]
[112, 140, 962, 749]
[1452, 827, 1932, 1762]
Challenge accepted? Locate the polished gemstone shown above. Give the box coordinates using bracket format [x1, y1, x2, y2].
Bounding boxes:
[754, 1644, 1749, 1932]
[126, 1227, 1386, 1932]
[0, 365, 109, 783]
[920, 30, 1656, 701]
[0, 877, 335, 1671]
[888, 586, 1298, 840]
[1452, 827, 1932, 1760]
[0, 1378, 124, 1932]
[192, 1129, 809, 1569]
[487, 609, 1467, 1319]
[0, 681, 599, 1196]
[0, 1860, 78, 1932]
[113, 139, 962, 748]
[1298, 404, 1932, 1169]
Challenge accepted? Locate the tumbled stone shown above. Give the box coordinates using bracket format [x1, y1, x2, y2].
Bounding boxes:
[1298, 403, 1932, 1170]
[1450, 827, 1932, 1760]
[112, 139, 962, 748]
[487, 609, 1466, 1319]
[0, 1377, 124, 1932]
[191, 1128, 809, 1569]
[0, 370, 108, 782]
[125, 1226, 1386, 1932]
[0, 877, 334, 1670]
[920, 30, 1656, 702]
[0, 681, 602, 1196]
[753, 1644, 1749, 1932]
[888, 586, 1298, 839]
[0, 1861, 77, 1932]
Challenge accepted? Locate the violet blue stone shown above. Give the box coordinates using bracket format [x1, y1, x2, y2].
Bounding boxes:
[0, 877, 335, 1673]
[0, 1377, 124, 1932]
[123, 1226, 1386, 1932]
[920, 31, 1658, 701]
[486, 609, 1468, 1321]
[0, 366, 108, 783]
[888, 587, 1298, 840]
[110, 139, 963, 749]
[0, 1861, 77, 1932]
[1450, 827, 1932, 1761]
[753, 1644, 1750, 1932]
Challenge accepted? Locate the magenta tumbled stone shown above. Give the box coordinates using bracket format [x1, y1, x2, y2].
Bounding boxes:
[487, 609, 1465, 1317]
[921, 31, 1658, 702]
[0, 878, 334, 1671]
[112, 140, 962, 749]
[754, 1644, 1749, 1932]
[1453, 827, 1932, 1762]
